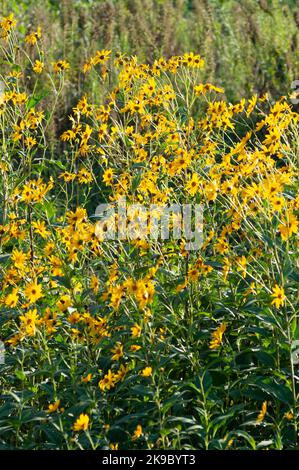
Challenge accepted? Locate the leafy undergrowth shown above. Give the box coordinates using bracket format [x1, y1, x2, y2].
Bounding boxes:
[0, 13, 298, 450]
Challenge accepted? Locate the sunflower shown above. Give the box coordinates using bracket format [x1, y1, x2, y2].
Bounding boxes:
[24, 281, 43, 304]
[72, 413, 89, 432]
[103, 168, 114, 186]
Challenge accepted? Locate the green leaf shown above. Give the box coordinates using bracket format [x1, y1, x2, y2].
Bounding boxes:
[228, 430, 256, 450]
[15, 369, 27, 382]
[0, 254, 10, 263]
[26, 92, 48, 110]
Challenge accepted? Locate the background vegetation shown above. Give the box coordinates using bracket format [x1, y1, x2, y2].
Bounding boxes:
[1, 0, 298, 139]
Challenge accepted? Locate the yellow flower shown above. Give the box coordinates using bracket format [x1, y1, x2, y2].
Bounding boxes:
[77, 168, 93, 184]
[141, 366, 152, 377]
[98, 124, 108, 141]
[98, 369, 115, 391]
[11, 248, 28, 270]
[236, 256, 247, 279]
[0, 13, 16, 39]
[226, 438, 234, 449]
[256, 401, 267, 423]
[246, 94, 257, 117]
[130, 344, 141, 352]
[48, 400, 61, 413]
[32, 220, 49, 238]
[93, 49, 111, 65]
[284, 411, 293, 420]
[204, 181, 218, 201]
[81, 373, 93, 383]
[209, 323, 227, 349]
[19, 309, 40, 336]
[132, 424, 143, 440]
[4, 288, 19, 308]
[24, 136, 37, 149]
[271, 284, 286, 309]
[83, 50, 111, 73]
[195, 83, 224, 95]
[59, 171, 76, 182]
[25, 27, 42, 45]
[271, 196, 284, 213]
[57, 295, 72, 312]
[73, 413, 89, 432]
[114, 364, 128, 382]
[90, 275, 100, 294]
[183, 52, 204, 68]
[110, 443, 119, 450]
[33, 60, 44, 74]
[53, 60, 70, 73]
[131, 323, 141, 338]
[176, 278, 188, 293]
[103, 168, 114, 186]
[110, 342, 124, 361]
[188, 267, 200, 282]
[278, 213, 298, 241]
[24, 281, 43, 304]
[185, 173, 200, 196]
